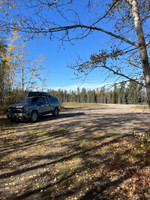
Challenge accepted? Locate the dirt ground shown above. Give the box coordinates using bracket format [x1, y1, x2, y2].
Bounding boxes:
[0, 104, 150, 200]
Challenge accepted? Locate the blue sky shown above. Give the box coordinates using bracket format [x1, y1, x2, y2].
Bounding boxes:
[1, 0, 149, 91]
[28, 24, 113, 91]
[20, 0, 147, 92]
[26, 1, 115, 91]
[1, 0, 117, 91]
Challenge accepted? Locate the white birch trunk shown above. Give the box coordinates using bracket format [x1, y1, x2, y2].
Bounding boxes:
[129, 0, 150, 106]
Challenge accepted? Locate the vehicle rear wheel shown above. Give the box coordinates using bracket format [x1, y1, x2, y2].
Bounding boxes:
[53, 108, 59, 116]
[31, 111, 38, 122]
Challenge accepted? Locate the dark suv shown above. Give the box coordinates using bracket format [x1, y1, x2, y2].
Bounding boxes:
[7, 92, 60, 122]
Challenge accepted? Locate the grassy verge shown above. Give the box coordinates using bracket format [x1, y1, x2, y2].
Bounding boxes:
[131, 105, 150, 110]
[0, 125, 149, 200]
[62, 102, 107, 110]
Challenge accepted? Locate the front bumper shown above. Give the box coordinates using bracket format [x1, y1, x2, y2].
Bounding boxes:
[7, 112, 31, 121]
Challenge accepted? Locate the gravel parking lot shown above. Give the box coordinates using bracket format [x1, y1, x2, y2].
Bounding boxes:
[0, 104, 150, 200]
[17, 104, 150, 135]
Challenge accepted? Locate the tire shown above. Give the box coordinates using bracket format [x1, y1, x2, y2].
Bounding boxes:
[31, 111, 38, 123]
[53, 108, 59, 116]
[9, 118, 16, 122]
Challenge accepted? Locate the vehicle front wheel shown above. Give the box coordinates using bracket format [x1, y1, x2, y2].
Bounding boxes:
[53, 108, 59, 116]
[31, 111, 38, 123]
[9, 118, 16, 122]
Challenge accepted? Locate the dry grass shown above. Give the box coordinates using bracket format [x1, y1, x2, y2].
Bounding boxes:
[131, 105, 150, 110]
[62, 102, 107, 109]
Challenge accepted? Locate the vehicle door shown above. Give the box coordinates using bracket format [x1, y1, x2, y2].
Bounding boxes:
[49, 97, 55, 112]
[43, 97, 51, 114]
[37, 97, 46, 115]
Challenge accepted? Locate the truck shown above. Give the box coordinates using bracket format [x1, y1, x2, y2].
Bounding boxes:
[7, 92, 60, 122]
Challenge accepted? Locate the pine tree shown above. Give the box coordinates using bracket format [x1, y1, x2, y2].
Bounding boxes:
[99, 87, 105, 103]
[70, 90, 76, 102]
[112, 84, 118, 104]
[127, 81, 138, 104]
[118, 82, 126, 104]
[77, 87, 80, 103]
[87, 90, 95, 103]
[81, 88, 87, 103]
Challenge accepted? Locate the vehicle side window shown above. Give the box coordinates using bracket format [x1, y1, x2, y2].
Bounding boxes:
[49, 97, 53, 104]
[53, 98, 59, 104]
[32, 97, 39, 104]
[37, 98, 45, 105]
[44, 97, 49, 104]
[49, 97, 59, 104]
[55, 98, 59, 104]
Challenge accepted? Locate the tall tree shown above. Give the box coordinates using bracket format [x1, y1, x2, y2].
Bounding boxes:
[127, 80, 138, 104]
[81, 88, 87, 103]
[70, 90, 77, 102]
[0, 39, 7, 102]
[99, 87, 105, 103]
[0, 0, 150, 105]
[112, 84, 118, 104]
[118, 82, 126, 104]
[77, 87, 80, 103]
[136, 83, 146, 103]
[2, 31, 19, 91]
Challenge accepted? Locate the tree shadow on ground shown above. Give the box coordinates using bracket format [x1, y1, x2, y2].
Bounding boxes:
[0, 107, 150, 200]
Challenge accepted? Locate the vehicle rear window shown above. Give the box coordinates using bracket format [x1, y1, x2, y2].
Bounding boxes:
[49, 97, 59, 104]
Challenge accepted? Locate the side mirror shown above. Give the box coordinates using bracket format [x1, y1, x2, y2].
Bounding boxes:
[38, 102, 44, 106]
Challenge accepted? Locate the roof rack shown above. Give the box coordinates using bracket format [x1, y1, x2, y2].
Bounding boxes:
[28, 92, 53, 97]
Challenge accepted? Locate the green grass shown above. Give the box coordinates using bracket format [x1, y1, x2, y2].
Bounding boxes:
[131, 105, 150, 110]
[62, 102, 107, 109]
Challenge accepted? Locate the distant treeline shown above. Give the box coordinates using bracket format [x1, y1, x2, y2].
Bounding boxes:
[0, 80, 147, 115]
[48, 81, 147, 104]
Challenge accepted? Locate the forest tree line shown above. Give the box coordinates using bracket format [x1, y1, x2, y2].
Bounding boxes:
[0, 79, 147, 115]
[49, 81, 147, 105]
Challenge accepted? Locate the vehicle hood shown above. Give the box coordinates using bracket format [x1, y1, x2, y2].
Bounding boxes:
[8, 103, 30, 109]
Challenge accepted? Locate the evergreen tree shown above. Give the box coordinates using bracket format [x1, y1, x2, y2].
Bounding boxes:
[80, 88, 87, 103]
[127, 81, 138, 104]
[70, 90, 76, 102]
[47, 83, 147, 105]
[63, 90, 68, 102]
[118, 82, 126, 104]
[77, 87, 80, 103]
[112, 84, 118, 104]
[87, 90, 95, 103]
[99, 87, 105, 103]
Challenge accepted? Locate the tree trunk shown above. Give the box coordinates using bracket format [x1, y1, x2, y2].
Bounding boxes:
[129, 0, 150, 107]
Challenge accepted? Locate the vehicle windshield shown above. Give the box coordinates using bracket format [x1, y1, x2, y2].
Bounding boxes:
[20, 97, 38, 104]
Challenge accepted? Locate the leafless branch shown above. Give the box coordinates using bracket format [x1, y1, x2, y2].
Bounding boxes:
[9, 24, 138, 47]
[91, 0, 120, 26]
